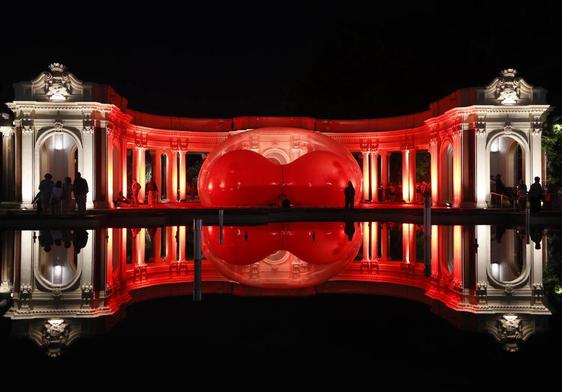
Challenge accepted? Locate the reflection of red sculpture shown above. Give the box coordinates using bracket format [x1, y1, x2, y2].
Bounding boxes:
[198, 128, 362, 207]
[283, 222, 358, 265]
[204, 225, 282, 265]
[202, 222, 362, 288]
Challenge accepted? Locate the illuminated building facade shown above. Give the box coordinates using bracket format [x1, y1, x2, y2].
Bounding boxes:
[0, 65, 549, 209]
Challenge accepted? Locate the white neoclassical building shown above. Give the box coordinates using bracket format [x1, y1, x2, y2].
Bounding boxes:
[0, 65, 550, 209]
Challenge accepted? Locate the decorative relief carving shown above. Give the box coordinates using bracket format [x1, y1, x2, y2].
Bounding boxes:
[531, 117, 542, 135]
[21, 115, 34, 135]
[360, 139, 378, 152]
[495, 68, 521, 105]
[135, 132, 148, 149]
[532, 283, 544, 298]
[81, 284, 94, 302]
[475, 119, 487, 135]
[169, 138, 188, 151]
[41, 319, 70, 357]
[496, 314, 523, 352]
[477, 281, 487, 299]
[82, 112, 95, 134]
[53, 119, 64, 132]
[504, 283, 514, 295]
[429, 133, 439, 146]
[44, 63, 72, 101]
[504, 121, 513, 134]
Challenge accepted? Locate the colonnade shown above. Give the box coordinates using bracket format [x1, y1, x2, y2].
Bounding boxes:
[360, 148, 418, 204]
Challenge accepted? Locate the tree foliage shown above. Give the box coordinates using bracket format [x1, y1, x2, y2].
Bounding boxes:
[543, 107, 562, 188]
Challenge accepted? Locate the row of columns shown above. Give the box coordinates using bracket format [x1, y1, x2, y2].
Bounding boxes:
[361, 149, 416, 203]
[128, 226, 190, 266]
[129, 148, 191, 203]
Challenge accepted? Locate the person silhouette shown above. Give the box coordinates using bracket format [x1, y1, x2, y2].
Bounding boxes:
[344, 219, 356, 241]
[131, 179, 141, 206]
[73, 172, 89, 214]
[73, 229, 89, 254]
[344, 181, 355, 209]
[530, 227, 543, 250]
[528, 176, 543, 213]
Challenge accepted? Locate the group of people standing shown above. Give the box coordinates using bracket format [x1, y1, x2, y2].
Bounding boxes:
[35, 172, 89, 215]
[493, 174, 544, 212]
[116, 177, 159, 207]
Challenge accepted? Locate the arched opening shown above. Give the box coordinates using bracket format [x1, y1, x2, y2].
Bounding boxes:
[490, 226, 525, 282]
[439, 143, 453, 204]
[39, 133, 78, 184]
[36, 229, 87, 290]
[489, 136, 526, 207]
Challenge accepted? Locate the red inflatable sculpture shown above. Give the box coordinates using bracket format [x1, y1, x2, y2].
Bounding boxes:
[202, 222, 362, 288]
[198, 128, 363, 207]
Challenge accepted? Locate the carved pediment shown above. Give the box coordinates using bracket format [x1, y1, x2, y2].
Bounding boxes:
[14, 63, 91, 102]
[481, 69, 539, 106]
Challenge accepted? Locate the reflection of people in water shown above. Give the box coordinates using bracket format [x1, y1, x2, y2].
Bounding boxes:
[530, 227, 543, 250]
[39, 230, 54, 252]
[344, 220, 356, 241]
[73, 230, 89, 254]
[495, 225, 507, 243]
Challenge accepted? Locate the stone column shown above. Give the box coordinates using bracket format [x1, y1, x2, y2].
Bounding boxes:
[475, 225, 490, 286]
[120, 228, 127, 287]
[453, 225, 463, 288]
[154, 150, 162, 202]
[530, 128, 542, 184]
[153, 228, 162, 262]
[429, 136, 439, 206]
[1, 127, 15, 202]
[167, 151, 178, 203]
[21, 129, 34, 206]
[167, 226, 178, 262]
[81, 129, 95, 209]
[380, 151, 388, 200]
[362, 151, 369, 201]
[362, 222, 370, 261]
[370, 221, 378, 260]
[136, 228, 145, 266]
[402, 223, 415, 263]
[106, 228, 113, 291]
[402, 148, 416, 203]
[80, 230, 94, 288]
[0, 231, 14, 292]
[431, 225, 439, 278]
[381, 223, 388, 261]
[370, 150, 379, 202]
[19, 231, 33, 295]
[121, 142, 128, 198]
[106, 134, 114, 207]
[134, 147, 146, 203]
[410, 149, 417, 203]
[179, 152, 186, 202]
[475, 126, 488, 208]
[179, 225, 187, 261]
[452, 130, 463, 208]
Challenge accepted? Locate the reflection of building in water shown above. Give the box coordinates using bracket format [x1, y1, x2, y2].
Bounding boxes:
[0, 223, 550, 354]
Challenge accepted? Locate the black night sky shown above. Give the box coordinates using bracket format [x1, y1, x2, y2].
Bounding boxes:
[1, 2, 562, 119]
